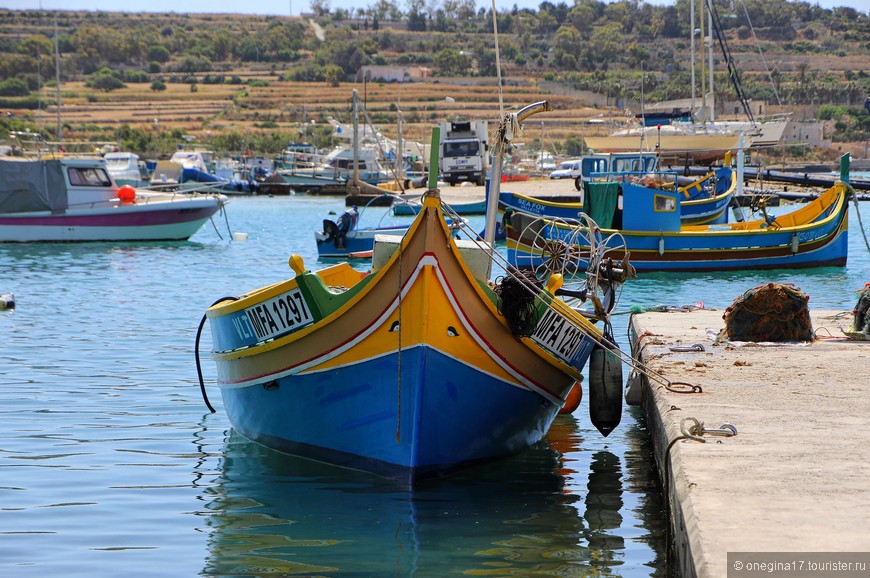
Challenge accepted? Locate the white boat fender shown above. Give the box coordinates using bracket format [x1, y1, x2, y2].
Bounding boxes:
[589, 338, 623, 437]
[624, 369, 643, 406]
[0, 293, 14, 310]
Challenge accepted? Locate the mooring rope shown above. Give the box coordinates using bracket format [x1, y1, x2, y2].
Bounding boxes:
[849, 184, 870, 254]
[194, 296, 240, 413]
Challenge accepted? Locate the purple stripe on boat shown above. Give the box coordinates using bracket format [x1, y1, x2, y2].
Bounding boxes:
[0, 206, 219, 227]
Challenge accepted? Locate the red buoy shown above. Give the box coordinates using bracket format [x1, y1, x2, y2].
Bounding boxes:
[118, 185, 136, 204]
[559, 382, 582, 415]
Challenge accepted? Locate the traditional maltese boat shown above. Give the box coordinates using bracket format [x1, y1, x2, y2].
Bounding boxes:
[505, 160, 852, 273]
[200, 101, 628, 482]
[497, 156, 737, 234]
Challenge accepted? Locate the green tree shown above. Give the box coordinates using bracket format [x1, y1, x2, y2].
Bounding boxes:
[554, 25, 583, 69]
[87, 68, 126, 92]
[147, 45, 170, 63]
[433, 47, 471, 76]
[0, 77, 30, 97]
[91, 74, 125, 92]
[150, 79, 167, 91]
[324, 64, 343, 87]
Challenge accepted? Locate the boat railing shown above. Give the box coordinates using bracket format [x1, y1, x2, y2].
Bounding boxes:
[590, 170, 681, 191]
[276, 151, 347, 181]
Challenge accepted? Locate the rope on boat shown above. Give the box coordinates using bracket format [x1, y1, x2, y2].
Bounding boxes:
[219, 196, 232, 239]
[441, 198, 705, 396]
[849, 184, 870, 255]
[208, 196, 231, 241]
[396, 230, 404, 443]
[194, 296, 240, 413]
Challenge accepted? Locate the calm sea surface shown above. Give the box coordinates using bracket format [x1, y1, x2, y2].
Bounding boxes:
[2, 192, 868, 577]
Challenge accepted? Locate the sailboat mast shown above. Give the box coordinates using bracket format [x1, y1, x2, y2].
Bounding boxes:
[699, 0, 706, 123]
[690, 0, 696, 114]
[396, 107, 403, 183]
[55, 18, 62, 144]
[707, 0, 715, 122]
[352, 89, 359, 185]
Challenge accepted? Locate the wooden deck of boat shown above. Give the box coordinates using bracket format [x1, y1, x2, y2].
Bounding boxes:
[628, 309, 870, 577]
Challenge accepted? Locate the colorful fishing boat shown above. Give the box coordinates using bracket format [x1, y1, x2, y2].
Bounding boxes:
[505, 162, 851, 273]
[490, 158, 737, 241]
[317, 193, 470, 259]
[676, 161, 736, 225]
[0, 157, 227, 242]
[206, 190, 614, 481]
[201, 104, 628, 482]
[391, 192, 486, 216]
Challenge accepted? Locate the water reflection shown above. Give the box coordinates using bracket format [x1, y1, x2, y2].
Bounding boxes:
[201, 415, 666, 576]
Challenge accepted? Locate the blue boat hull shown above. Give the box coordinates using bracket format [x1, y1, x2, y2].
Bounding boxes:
[220, 344, 560, 481]
[315, 226, 409, 258]
[504, 173, 849, 272]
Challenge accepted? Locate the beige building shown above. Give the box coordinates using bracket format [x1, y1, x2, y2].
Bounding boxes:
[781, 119, 833, 148]
[357, 65, 431, 83]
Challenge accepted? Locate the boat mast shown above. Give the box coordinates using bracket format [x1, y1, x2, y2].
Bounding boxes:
[352, 89, 359, 185]
[484, 101, 552, 247]
[699, 0, 708, 124]
[396, 107, 404, 184]
[706, 0, 756, 126]
[690, 0, 696, 116]
[706, 0, 715, 122]
[55, 18, 62, 144]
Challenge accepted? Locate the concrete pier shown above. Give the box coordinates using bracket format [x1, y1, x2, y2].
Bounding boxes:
[629, 309, 870, 577]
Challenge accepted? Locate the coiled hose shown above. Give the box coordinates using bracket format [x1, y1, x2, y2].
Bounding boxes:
[194, 296, 240, 413]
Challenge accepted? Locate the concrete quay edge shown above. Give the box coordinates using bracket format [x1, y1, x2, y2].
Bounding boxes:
[628, 308, 870, 578]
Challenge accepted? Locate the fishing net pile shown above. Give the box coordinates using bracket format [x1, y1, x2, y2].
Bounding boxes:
[850, 283, 870, 337]
[494, 268, 543, 338]
[723, 283, 813, 342]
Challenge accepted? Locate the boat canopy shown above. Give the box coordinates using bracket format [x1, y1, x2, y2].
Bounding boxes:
[0, 159, 68, 214]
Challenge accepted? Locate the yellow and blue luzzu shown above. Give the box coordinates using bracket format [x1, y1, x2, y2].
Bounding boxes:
[206, 192, 605, 483]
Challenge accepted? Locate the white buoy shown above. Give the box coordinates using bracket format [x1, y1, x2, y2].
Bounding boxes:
[0, 293, 15, 310]
[232, 232, 248, 241]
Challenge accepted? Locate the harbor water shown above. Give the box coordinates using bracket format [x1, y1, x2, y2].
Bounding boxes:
[2, 193, 868, 577]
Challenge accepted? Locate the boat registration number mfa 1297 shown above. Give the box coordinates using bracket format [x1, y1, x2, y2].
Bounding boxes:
[244, 288, 314, 342]
[532, 308, 591, 369]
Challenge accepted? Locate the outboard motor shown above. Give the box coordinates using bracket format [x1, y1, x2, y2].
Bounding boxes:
[588, 328, 623, 437]
[325, 206, 358, 250]
[336, 206, 359, 235]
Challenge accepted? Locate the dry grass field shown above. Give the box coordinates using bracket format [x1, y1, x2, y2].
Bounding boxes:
[33, 75, 866, 165]
[47, 76, 619, 153]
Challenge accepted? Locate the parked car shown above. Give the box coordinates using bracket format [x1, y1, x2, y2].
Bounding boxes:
[549, 159, 582, 179]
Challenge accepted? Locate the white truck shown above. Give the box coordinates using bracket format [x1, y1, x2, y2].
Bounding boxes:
[439, 120, 488, 186]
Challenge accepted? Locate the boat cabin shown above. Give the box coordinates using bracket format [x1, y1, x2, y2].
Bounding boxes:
[0, 157, 121, 215]
[103, 152, 143, 186]
[585, 172, 682, 232]
[580, 152, 658, 184]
